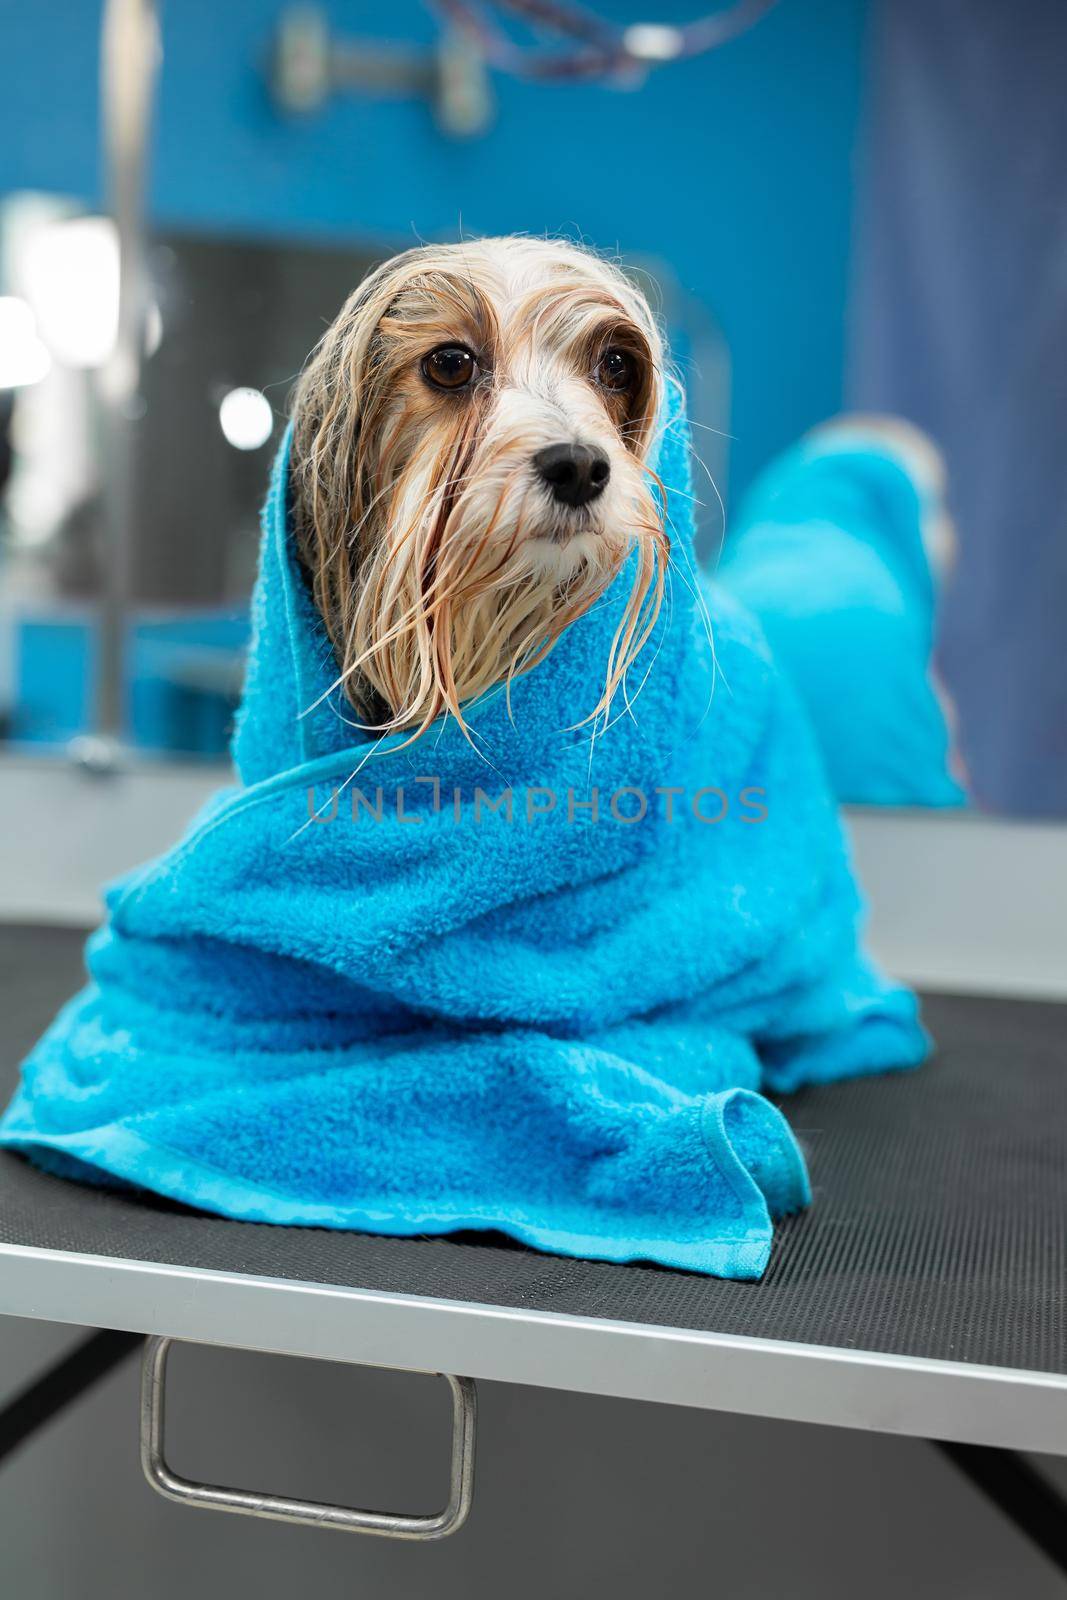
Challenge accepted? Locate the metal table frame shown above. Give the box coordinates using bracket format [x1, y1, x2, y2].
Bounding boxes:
[3, 1238, 1067, 1575]
[3, 1242, 1067, 1455]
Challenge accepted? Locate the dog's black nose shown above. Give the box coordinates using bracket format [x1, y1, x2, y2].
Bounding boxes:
[534, 442, 611, 508]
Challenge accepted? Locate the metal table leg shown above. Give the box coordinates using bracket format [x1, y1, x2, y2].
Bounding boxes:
[0, 1330, 143, 1467]
[936, 1440, 1067, 1579]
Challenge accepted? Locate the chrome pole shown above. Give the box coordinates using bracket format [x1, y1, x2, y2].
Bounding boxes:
[89, 0, 160, 764]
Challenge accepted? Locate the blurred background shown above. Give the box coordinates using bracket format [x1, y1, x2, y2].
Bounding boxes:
[0, 0, 1064, 815]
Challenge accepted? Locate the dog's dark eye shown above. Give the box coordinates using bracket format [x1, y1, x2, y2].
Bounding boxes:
[422, 345, 477, 391]
[595, 348, 635, 392]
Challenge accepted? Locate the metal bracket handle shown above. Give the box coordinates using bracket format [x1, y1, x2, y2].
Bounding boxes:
[139, 1335, 477, 1540]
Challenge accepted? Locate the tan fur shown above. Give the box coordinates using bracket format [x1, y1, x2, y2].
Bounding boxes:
[290, 236, 669, 743]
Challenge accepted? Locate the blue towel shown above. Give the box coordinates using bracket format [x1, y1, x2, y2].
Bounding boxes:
[717, 428, 966, 808]
[0, 385, 928, 1278]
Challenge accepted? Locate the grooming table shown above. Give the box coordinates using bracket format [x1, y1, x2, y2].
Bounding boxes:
[1, 925, 1065, 1550]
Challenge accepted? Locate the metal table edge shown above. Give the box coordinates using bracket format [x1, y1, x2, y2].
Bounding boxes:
[2, 1242, 1065, 1455]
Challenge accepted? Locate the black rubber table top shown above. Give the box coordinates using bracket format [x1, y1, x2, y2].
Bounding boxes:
[1, 924, 1064, 1373]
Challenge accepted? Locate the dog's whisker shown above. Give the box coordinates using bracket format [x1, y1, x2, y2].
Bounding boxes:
[664, 518, 722, 718]
[686, 447, 729, 565]
[684, 416, 738, 442]
[284, 732, 388, 843]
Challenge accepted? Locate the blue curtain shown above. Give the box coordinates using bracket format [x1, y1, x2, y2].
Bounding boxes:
[850, 0, 1067, 817]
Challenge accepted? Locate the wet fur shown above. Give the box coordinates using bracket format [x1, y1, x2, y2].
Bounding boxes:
[289, 236, 669, 743]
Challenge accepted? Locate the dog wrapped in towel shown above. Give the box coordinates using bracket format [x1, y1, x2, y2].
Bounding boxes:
[0, 238, 928, 1278]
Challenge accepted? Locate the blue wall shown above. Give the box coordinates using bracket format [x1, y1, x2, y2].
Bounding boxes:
[1, 0, 868, 496]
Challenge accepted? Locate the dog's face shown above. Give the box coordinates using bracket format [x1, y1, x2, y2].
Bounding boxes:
[290, 236, 668, 741]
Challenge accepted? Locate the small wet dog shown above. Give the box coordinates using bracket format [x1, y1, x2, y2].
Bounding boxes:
[289, 237, 670, 741]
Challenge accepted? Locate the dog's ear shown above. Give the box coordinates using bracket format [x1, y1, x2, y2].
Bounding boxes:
[290, 249, 433, 578]
[290, 249, 446, 720]
[290, 284, 369, 580]
[288, 274, 392, 720]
